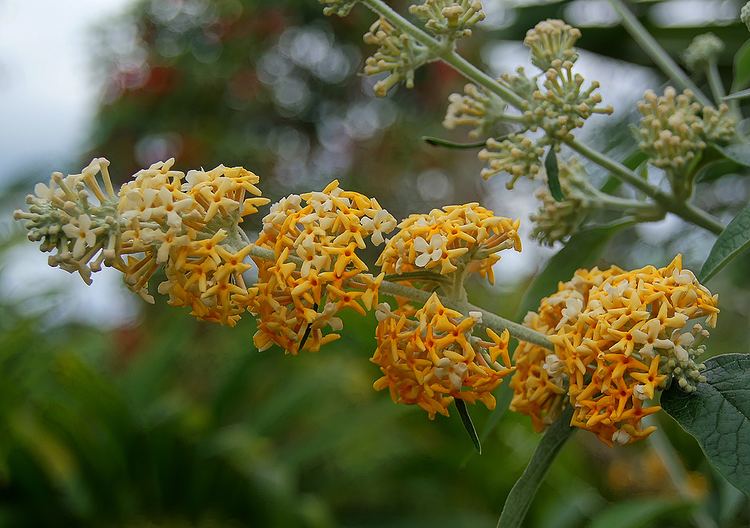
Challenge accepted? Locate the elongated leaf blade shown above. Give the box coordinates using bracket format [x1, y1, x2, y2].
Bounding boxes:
[733, 39, 750, 90]
[455, 399, 481, 454]
[715, 144, 750, 167]
[545, 148, 564, 201]
[422, 136, 488, 149]
[699, 204, 750, 282]
[723, 88, 750, 102]
[662, 354, 750, 495]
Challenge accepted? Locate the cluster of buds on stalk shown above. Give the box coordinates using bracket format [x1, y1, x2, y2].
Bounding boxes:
[363, 18, 432, 96]
[443, 83, 509, 139]
[453, 19, 611, 188]
[14, 158, 120, 285]
[319, 0, 358, 17]
[511, 256, 718, 445]
[529, 159, 593, 245]
[683, 33, 724, 72]
[636, 87, 735, 198]
[409, 0, 485, 40]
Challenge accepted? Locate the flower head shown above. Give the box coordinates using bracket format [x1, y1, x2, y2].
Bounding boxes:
[377, 203, 521, 284]
[443, 83, 510, 139]
[683, 33, 724, 71]
[249, 180, 396, 354]
[513, 256, 719, 445]
[372, 293, 513, 418]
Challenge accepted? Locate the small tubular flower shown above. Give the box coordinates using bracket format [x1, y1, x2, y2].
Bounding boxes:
[249, 180, 396, 354]
[372, 293, 513, 418]
[377, 203, 521, 285]
[409, 0, 485, 40]
[512, 256, 719, 446]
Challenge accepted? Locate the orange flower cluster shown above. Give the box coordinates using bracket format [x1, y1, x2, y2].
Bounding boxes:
[117, 160, 269, 325]
[377, 203, 521, 284]
[512, 256, 718, 445]
[372, 293, 513, 418]
[249, 180, 397, 354]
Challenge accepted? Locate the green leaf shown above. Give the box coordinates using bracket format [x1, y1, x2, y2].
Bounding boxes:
[662, 353, 750, 495]
[715, 144, 750, 167]
[496, 406, 575, 528]
[516, 221, 632, 319]
[600, 149, 647, 195]
[455, 399, 481, 454]
[422, 136, 488, 149]
[699, 203, 750, 282]
[588, 498, 692, 528]
[723, 88, 750, 102]
[733, 40, 750, 91]
[545, 147, 564, 201]
[696, 159, 743, 183]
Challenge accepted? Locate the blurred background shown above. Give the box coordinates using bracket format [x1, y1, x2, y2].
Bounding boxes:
[1, 0, 750, 526]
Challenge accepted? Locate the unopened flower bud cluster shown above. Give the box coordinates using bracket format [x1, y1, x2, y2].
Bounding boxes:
[636, 87, 735, 178]
[683, 33, 724, 71]
[443, 83, 508, 138]
[409, 0, 485, 40]
[363, 18, 431, 96]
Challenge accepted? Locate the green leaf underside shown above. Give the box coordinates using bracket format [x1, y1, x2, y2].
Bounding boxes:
[588, 498, 692, 528]
[732, 39, 750, 90]
[516, 222, 631, 320]
[714, 144, 750, 167]
[696, 159, 743, 183]
[455, 398, 481, 454]
[662, 354, 750, 495]
[699, 204, 750, 282]
[545, 148, 564, 201]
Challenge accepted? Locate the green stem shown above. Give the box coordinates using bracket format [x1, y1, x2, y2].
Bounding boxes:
[646, 421, 717, 528]
[496, 405, 575, 528]
[246, 244, 554, 349]
[706, 61, 726, 105]
[358, 0, 725, 235]
[607, 0, 712, 106]
[566, 140, 724, 234]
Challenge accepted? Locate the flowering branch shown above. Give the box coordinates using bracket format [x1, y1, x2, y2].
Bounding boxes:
[355, 0, 726, 235]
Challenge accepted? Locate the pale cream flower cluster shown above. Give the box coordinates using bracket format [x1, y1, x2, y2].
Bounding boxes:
[409, 0, 485, 40]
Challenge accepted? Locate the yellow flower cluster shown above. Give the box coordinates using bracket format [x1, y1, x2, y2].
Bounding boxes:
[15, 157, 270, 327]
[372, 293, 513, 418]
[249, 180, 397, 354]
[116, 159, 269, 325]
[512, 256, 718, 445]
[377, 203, 521, 284]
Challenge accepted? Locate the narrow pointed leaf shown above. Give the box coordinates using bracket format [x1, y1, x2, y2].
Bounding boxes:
[723, 88, 750, 101]
[732, 39, 750, 90]
[422, 136, 488, 149]
[714, 144, 750, 167]
[588, 498, 692, 528]
[661, 354, 750, 495]
[455, 399, 481, 454]
[545, 147, 564, 201]
[699, 204, 750, 282]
